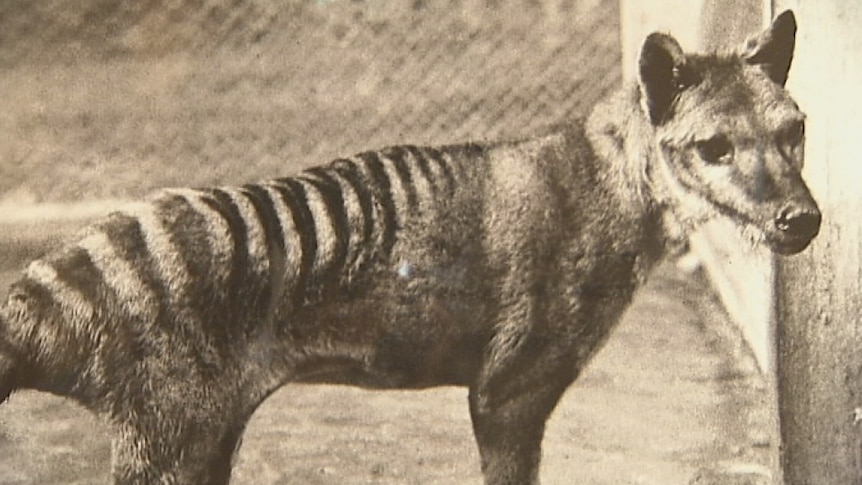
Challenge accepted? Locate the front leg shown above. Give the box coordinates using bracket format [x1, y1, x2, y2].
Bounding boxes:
[468, 384, 561, 485]
[469, 355, 577, 485]
[469, 300, 582, 485]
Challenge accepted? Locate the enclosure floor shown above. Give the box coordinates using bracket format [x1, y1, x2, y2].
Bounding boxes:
[0, 256, 773, 485]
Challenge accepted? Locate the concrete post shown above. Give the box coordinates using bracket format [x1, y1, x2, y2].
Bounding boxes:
[773, 2, 862, 483]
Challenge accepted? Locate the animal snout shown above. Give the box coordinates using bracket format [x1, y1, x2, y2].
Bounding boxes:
[775, 202, 821, 241]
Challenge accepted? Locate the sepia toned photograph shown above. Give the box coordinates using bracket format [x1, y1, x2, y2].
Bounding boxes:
[0, 1, 856, 483]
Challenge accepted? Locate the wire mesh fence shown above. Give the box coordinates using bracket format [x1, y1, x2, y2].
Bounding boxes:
[0, 0, 620, 202]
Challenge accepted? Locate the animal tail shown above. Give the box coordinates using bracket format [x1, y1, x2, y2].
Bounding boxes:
[0, 316, 21, 404]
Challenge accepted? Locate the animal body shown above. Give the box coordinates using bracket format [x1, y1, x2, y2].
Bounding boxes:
[0, 11, 819, 485]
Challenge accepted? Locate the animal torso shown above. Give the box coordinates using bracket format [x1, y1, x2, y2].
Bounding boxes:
[4, 124, 663, 414]
[284, 126, 663, 390]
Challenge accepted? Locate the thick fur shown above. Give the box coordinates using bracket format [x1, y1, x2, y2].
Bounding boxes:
[0, 11, 818, 485]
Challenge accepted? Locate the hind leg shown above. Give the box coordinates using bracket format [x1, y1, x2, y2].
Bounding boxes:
[109, 406, 251, 485]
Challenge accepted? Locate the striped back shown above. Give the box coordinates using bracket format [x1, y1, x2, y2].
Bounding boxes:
[5, 143, 485, 377]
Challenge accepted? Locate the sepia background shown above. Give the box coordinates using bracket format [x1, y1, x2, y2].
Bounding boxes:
[0, 0, 815, 483]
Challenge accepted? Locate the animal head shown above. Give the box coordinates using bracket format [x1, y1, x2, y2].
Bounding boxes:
[639, 10, 820, 255]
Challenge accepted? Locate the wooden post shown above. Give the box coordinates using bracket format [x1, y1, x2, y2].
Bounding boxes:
[774, 2, 862, 483]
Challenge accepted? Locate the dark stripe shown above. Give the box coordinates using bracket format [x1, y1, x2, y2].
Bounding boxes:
[101, 213, 171, 348]
[381, 146, 419, 211]
[200, 189, 252, 329]
[330, 158, 377, 275]
[669, 150, 705, 190]
[241, 184, 287, 322]
[145, 196, 229, 368]
[201, 189, 251, 281]
[48, 247, 104, 311]
[404, 145, 439, 196]
[663, 158, 754, 226]
[357, 151, 398, 257]
[156, 194, 215, 310]
[241, 184, 287, 257]
[270, 178, 318, 305]
[664, 157, 705, 195]
[421, 146, 456, 196]
[11, 279, 60, 322]
[300, 167, 350, 284]
[45, 243, 153, 387]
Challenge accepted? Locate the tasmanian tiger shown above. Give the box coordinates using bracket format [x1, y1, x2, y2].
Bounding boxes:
[0, 10, 818, 485]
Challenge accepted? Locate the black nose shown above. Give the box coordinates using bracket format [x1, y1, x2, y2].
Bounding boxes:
[775, 203, 821, 239]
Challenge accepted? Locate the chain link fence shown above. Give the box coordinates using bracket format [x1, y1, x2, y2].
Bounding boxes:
[0, 0, 620, 202]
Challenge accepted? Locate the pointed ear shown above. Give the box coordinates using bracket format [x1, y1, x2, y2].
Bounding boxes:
[741, 10, 796, 86]
[638, 33, 690, 125]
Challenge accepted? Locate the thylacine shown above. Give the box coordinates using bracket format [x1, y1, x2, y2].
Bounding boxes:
[0, 10, 818, 485]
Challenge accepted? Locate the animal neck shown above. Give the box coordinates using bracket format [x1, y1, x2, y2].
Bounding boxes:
[585, 83, 689, 251]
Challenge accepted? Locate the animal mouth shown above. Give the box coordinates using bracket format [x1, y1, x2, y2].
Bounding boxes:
[764, 222, 820, 255]
[769, 234, 816, 255]
[767, 203, 821, 255]
[712, 206, 817, 256]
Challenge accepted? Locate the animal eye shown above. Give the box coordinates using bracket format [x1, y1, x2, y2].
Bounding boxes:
[778, 120, 805, 148]
[695, 135, 734, 164]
